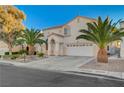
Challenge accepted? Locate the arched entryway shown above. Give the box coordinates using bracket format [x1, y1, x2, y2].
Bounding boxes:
[50, 39, 56, 56]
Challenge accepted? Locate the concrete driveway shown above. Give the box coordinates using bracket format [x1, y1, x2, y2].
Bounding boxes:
[18, 56, 93, 71]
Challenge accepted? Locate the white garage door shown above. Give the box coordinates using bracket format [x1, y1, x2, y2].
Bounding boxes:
[66, 46, 94, 56]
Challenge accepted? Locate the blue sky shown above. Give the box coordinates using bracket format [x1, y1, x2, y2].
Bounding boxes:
[16, 5, 124, 30]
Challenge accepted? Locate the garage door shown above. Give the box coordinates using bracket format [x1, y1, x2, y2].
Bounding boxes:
[66, 46, 94, 56]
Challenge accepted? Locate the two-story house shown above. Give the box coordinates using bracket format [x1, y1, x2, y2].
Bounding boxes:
[43, 16, 99, 56]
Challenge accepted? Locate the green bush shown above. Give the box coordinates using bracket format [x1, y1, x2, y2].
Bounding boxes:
[37, 52, 44, 57]
[5, 52, 9, 55]
[12, 52, 19, 55]
[11, 55, 20, 60]
[19, 50, 28, 55]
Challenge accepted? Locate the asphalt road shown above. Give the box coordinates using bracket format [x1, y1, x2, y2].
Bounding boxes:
[0, 64, 124, 87]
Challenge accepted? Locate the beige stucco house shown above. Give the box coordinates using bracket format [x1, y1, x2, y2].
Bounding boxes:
[43, 16, 98, 57]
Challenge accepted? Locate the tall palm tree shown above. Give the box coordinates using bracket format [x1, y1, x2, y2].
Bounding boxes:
[18, 28, 45, 55]
[0, 31, 22, 55]
[76, 17, 124, 63]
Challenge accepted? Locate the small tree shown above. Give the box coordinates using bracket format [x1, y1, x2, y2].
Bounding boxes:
[0, 31, 22, 54]
[76, 17, 124, 63]
[0, 5, 26, 54]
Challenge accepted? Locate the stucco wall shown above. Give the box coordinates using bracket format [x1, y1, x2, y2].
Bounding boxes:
[43, 16, 98, 56]
[63, 16, 94, 44]
[120, 22, 124, 57]
[43, 27, 63, 40]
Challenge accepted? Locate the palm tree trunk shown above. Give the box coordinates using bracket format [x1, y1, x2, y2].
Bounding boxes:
[28, 45, 35, 55]
[97, 48, 108, 63]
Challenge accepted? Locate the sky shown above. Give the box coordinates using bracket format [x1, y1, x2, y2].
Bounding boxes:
[16, 5, 124, 30]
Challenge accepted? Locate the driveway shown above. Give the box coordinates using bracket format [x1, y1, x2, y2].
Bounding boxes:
[19, 56, 93, 71]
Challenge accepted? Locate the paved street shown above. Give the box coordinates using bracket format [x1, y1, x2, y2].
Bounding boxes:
[0, 64, 124, 87]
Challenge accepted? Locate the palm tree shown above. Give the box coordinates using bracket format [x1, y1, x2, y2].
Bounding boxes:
[76, 17, 124, 63]
[14, 38, 25, 52]
[0, 31, 22, 55]
[18, 28, 45, 55]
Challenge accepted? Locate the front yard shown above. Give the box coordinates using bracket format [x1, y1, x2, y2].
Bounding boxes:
[80, 58, 124, 72]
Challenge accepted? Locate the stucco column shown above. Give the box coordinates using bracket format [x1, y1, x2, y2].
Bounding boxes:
[55, 42, 60, 56]
[48, 41, 51, 56]
[120, 21, 124, 58]
[120, 38, 124, 57]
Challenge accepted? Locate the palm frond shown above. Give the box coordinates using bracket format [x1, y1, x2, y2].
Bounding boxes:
[76, 16, 124, 48]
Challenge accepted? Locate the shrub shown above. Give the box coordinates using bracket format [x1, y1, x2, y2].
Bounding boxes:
[5, 52, 9, 55]
[12, 52, 19, 55]
[10, 54, 20, 59]
[37, 52, 44, 57]
[19, 50, 28, 55]
[11, 55, 20, 60]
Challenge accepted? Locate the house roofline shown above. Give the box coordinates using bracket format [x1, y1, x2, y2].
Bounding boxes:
[42, 25, 64, 31]
[42, 16, 96, 31]
[48, 32, 64, 37]
[120, 21, 124, 24]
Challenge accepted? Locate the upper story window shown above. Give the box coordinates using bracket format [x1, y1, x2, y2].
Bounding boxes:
[64, 26, 70, 36]
[64, 28, 68, 35]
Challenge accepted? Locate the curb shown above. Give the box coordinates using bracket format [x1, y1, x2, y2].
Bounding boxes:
[73, 68, 124, 79]
[64, 71, 124, 81]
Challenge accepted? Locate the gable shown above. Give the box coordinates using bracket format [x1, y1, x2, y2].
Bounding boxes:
[66, 16, 96, 27]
